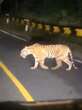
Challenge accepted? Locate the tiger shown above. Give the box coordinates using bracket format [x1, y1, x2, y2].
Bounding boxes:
[20, 43, 77, 71]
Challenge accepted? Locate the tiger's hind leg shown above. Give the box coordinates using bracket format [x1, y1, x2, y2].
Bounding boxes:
[40, 59, 48, 69]
[73, 63, 78, 69]
[51, 59, 62, 70]
[30, 60, 39, 70]
[62, 58, 72, 71]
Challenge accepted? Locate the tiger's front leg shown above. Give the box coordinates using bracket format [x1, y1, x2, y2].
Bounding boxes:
[30, 59, 39, 70]
[40, 59, 48, 69]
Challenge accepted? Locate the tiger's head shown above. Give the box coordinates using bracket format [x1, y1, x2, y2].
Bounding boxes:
[20, 46, 31, 59]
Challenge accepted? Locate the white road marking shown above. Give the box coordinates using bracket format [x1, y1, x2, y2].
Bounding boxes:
[0, 29, 27, 42]
[74, 59, 82, 63]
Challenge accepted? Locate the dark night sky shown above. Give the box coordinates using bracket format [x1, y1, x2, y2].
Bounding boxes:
[1, 0, 82, 17]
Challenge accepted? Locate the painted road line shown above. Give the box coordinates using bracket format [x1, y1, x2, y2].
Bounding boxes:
[0, 62, 34, 102]
[0, 29, 27, 42]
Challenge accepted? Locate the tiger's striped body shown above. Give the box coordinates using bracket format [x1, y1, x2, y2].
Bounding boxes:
[20, 43, 77, 71]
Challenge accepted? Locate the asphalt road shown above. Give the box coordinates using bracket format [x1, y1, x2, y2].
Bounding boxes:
[0, 32, 82, 102]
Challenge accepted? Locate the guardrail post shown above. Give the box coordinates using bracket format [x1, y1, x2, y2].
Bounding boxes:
[6, 17, 10, 24]
[24, 19, 30, 32]
[5, 13, 10, 24]
[25, 24, 29, 32]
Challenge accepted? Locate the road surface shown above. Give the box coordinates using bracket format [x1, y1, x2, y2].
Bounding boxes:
[0, 32, 82, 102]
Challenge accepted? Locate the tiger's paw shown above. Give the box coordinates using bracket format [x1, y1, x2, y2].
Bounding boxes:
[30, 66, 37, 70]
[74, 66, 78, 70]
[66, 68, 71, 71]
[51, 66, 60, 70]
[41, 66, 48, 70]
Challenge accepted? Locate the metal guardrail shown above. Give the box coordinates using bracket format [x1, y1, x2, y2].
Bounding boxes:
[0, 15, 82, 37]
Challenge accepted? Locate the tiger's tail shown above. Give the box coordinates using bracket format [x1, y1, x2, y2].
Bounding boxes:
[68, 49, 78, 69]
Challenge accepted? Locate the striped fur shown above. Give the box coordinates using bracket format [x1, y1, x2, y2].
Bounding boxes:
[20, 43, 77, 71]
